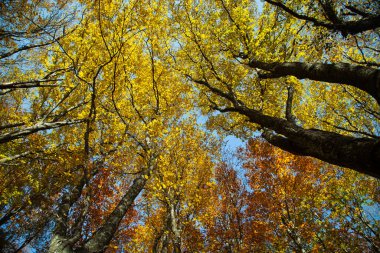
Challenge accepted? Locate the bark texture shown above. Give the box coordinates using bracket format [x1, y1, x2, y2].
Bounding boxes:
[238, 107, 380, 178]
[248, 60, 380, 104]
[191, 75, 380, 178]
[81, 174, 148, 253]
[169, 204, 181, 253]
[48, 171, 148, 253]
[48, 175, 87, 253]
[0, 79, 61, 89]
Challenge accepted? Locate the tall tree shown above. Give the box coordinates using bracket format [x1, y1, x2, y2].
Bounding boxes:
[125, 120, 218, 253]
[1, 0, 380, 252]
[1, 0, 207, 252]
[204, 139, 380, 252]
[171, 0, 380, 178]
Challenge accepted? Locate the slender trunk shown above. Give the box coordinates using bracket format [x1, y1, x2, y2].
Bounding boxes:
[169, 204, 181, 253]
[0, 79, 61, 89]
[81, 174, 148, 253]
[248, 61, 380, 104]
[48, 176, 87, 253]
[153, 213, 171, 253]
[152, 229, 165, 253]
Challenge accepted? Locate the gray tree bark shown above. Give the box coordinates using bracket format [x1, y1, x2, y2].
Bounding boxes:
[81, 174, 148, 253]
[48, 170, 149, 253]
[234, 106, 380, 178]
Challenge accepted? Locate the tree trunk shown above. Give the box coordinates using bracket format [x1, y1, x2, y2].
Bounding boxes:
[230, 106, 380, 178]
[48, 176, 87, 253]
[169, 204, 181, 253]
[248, 60, 380, 105]
[81, 174, 149, 253]
[49, 172, 148, 253]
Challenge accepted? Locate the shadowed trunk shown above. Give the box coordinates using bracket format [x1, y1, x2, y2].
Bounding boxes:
[248, 60, 380, 105]
[190, 75, 380, 179]
[235, 106, 380, 178]
[169, 204, 181, 253]
[49, 168, 149, 253]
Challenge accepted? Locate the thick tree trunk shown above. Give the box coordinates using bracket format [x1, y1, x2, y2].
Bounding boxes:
[49, 171, 148, 253]
[190, 74, 380, 178]
[49, 235, 76, 253]
[228, 106, 380, 178]
[248, 60, 380, 104]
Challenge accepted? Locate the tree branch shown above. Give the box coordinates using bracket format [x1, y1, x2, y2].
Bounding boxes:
[0, 151, 32, 164]
[248, 60, 380, 105]
[285, 86, 296, 124]
[213, 104, 380, 178]
[0, 119, 86, 144]
[264, 0, 380, 35]
[0, 79, 63, 90]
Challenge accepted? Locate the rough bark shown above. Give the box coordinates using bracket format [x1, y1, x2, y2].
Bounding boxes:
[285, 86, 296, 124]
[48, 175, 87, 253]
[80, 174, 148, 253]
[190, 75, 380, 178]
[0, 79, 61, 89]
[248, 60, 380, 105]
[48, 169, 148, 253]
[235, 106, 380, 178]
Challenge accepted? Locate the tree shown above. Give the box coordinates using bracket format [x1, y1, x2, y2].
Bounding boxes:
[125, 121, 218, 253]
[205, 163, 252, 252]
[205, 139, 380, 252]
[0, 0, 85, 143]
[263, 0, 380, 36]
[1, 0, 380, 252]
[1, 0, 210, 252]
[171, 0, 380, 178]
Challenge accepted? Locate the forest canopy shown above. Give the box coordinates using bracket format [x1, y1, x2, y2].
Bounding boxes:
[0, 0, 379, 252]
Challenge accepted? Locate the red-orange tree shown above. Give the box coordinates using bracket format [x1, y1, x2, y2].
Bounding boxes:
[207, 138, 380, 252]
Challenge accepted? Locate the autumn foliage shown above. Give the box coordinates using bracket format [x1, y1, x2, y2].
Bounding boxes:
[1, 0, 380, 252]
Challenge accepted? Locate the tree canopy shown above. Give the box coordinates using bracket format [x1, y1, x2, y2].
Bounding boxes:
[0, 0, 379, 252]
